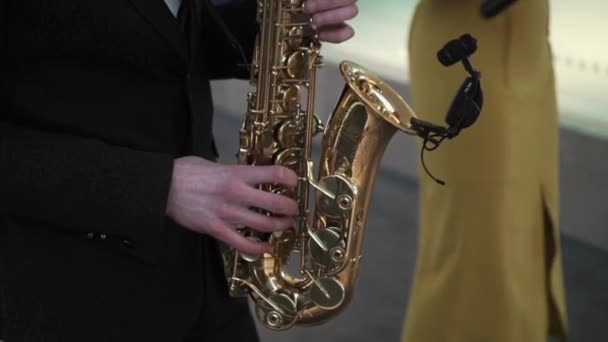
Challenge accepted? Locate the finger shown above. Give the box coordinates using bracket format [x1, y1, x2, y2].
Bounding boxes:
[212, 221, 271, 255]
[217, 201, 296, 232]
[304, 0, 357, 14]
[317, 24, 355, 44]
[311, 6, 358, 28]
[237, 186, 299, 216]
[228, 208, 296, 233]
[236, 165, 298, 189]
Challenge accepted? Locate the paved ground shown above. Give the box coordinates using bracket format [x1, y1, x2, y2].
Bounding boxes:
[211, 77, 608, 340]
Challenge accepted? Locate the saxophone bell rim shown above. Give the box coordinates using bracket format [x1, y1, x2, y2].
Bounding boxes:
[339, 60, 418, 135]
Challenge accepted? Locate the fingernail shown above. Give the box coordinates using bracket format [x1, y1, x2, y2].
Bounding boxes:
[310, 18, 317, 30]
[302, 1, 310, 14]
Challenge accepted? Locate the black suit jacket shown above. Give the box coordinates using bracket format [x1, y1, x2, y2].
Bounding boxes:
[0, 0, 257, 341]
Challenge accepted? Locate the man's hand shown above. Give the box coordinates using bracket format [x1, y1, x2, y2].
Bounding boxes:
[304, 0, 359, 43]
[166, 157, 299, 255]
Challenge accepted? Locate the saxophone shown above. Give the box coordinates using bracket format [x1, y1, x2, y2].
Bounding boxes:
[222, 0, 429, 330]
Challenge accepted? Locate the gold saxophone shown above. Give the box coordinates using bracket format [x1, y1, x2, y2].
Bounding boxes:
[221, 0, 475, 331]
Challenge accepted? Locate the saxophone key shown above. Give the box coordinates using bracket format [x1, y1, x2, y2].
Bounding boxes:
[276, 84, 302, 112]
[308, 227, 346, 269]
[315, 175, 357, 218]
[255, 291, 298, 330]
[285, 50, 308, 79]
[269, 227, 297, 259]
[309, 276, 345, 310]
[276, 120, 304, 147]
[238, 235, 265, 262]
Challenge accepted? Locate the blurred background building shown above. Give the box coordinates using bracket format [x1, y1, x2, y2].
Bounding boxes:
[210, 0, 607, 340]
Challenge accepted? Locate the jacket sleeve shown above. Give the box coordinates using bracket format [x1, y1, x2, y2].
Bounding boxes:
[205, 0, 258, 80]
[0, 122, 175, 262]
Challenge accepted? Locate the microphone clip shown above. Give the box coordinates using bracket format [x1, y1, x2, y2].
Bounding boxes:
[411, 34, 484, 186]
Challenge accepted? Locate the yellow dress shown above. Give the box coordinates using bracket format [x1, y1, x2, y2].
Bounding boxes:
[402, 0, 568, 341]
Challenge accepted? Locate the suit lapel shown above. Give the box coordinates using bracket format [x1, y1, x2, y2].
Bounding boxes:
[128, 0, 189, 62]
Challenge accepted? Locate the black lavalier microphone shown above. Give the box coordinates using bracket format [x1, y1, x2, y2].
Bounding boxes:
[481, 0, 518, 18]
[410, 34, 484, 185]
[436, 33, 478, 67]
